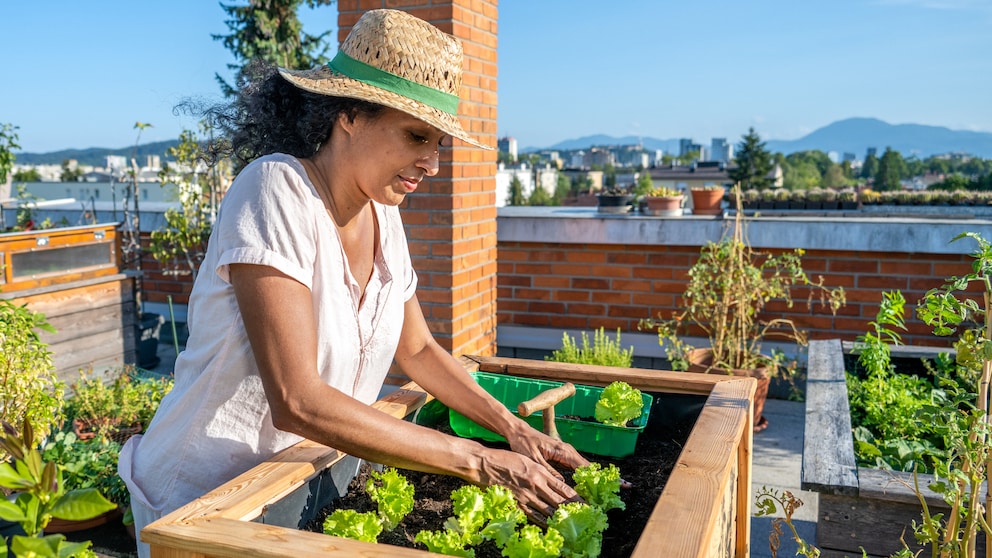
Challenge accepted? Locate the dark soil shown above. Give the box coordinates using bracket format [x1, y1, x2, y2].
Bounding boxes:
[64, 394, 698, 558]
[305, 410, 696, 558]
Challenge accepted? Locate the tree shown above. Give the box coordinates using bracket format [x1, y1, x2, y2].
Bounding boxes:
[860, 152, 879, 182]
[0, 123, 18, 188]
[507, 175, 526, 206]
[553, 174, 571, 204]
[60, 159, 83, 182]
[13, 168, 40, 182]
[633, 171, 654, 197]
[528, 183, 552, 206]
[728, 127, 774, 189]
[874, 147, 905, 191]
[821, 164, 850, 189]
[213, 0, 335, 97]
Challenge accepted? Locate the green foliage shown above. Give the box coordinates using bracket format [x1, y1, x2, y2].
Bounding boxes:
[366, 467, 415, 531]
[0, 123, 19, 187]
[0, 299, 64, 458]
[728, 127, 774, 189]
[546, 502, 607, 558]
[324, 467, 415, 543]
[65, 367, 173, 440]
[875, 147, 906, 191]
[213, 0, 335, 97]
[0, 418, 115, 557]
[151, 127, 218, 280]
[507, 175, 527, 206]
[12, 167, 40, 182]
[59, 159, 83, 183]
[645, 184, 846, 373]
[571, 463, 624, 513]
[323, 509, 382, 543]
[547, 328, 634, 368]
[593, 381, 643, 427]
[528, 183, 553, 206]
[41, 430, 128, 508]
[502, 524, 564, 558]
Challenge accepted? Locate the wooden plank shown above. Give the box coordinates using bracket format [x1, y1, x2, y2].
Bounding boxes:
[466, 355, 732, 395]
[631, 378, 753, 558]
[43, 301, 136, 346]
[801, 338, 858, 495]
[147, 518, 439, 558]
[51, 326, 134, 379]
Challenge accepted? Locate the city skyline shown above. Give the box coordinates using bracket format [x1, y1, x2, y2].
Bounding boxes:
[2, 1, 990, 154]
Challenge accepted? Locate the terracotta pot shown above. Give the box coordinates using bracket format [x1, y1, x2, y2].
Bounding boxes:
[643, 195, 683, 216]
[72, 418, 142, 445]
[685, 348, 770, 432]
[45, 506, 123, 534]
[690, 188, 725, 215]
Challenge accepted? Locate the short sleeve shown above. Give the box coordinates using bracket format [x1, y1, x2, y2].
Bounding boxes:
[211, 156, 319, 290]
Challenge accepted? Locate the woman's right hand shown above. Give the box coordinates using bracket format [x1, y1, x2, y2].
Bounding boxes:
[475, 446, 583, 526]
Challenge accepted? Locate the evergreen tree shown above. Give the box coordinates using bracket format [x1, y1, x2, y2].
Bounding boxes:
[728, 127, 774, 189]
[875, 147, 905, 191]
[633, 171, 655, 197]
[214, 0, 335, 97]
[528, 183, 552, 206]
[861, 152, 879, 182]
[554, 174, 571, 204]
[507, 175, 526, 206]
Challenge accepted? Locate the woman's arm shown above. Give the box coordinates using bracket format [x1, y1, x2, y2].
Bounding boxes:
[393, 294, 591, 479]
[230, 263, 580, 522]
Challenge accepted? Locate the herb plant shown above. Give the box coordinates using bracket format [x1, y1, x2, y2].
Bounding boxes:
[547, 328, 633, 368]
[594, 381, 643, 427]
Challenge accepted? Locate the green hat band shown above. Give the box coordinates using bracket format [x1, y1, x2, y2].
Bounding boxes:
[327, 51, 460, 116]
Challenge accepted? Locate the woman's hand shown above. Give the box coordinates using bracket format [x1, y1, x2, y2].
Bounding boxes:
[503, 421, 590, 482]
[476, 445, 584, 526]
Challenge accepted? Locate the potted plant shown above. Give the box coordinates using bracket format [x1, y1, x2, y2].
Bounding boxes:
[641, 186, 684, 217]
[804, 188, 824, 210]
[65, 366, 173, 444]
[821, 187, 838, 210]
[743, 188, 760, 210]
[643, 183, 846, 431]
[688, 185, 724, 215]
[595, 185, 634, 214]
[858, 188, 880, 206]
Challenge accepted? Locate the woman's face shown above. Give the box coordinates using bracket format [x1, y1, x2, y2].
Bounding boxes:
[340, 107, 448, 206]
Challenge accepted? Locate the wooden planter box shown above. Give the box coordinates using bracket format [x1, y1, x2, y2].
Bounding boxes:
[143, 356, 756, 557]
[0, 223, 139, 380]
[801, 339, 987, 558]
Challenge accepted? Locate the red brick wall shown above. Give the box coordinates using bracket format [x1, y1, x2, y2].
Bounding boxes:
[343, 2, 500, 358]
[497, 241, 975, 349]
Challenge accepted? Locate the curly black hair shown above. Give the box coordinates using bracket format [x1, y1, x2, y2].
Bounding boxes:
[200, 60, 384, 170]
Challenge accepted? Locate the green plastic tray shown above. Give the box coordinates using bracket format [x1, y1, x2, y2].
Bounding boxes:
[449, 372, 652, 458]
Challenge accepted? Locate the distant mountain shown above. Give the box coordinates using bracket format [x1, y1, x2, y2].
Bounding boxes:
[765, 117, 992, 159]
[16, 140, 180, 168]
[523, 118, 992, 160]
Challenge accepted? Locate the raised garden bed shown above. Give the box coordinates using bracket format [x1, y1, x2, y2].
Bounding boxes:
[801, 338, 987, 558]
[141, 356, 756, 557]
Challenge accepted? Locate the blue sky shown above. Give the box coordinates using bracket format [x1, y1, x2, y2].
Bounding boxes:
[2, 0, 991, 154]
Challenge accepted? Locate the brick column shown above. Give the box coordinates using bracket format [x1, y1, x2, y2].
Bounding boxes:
[337, 1, 499, 357]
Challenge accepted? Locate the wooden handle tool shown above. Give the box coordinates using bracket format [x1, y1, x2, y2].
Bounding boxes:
[517, 383, 576, 440]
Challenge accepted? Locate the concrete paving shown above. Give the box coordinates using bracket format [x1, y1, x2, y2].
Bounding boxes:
[149, 343, 817, 555]
[751, 398, 817, 557]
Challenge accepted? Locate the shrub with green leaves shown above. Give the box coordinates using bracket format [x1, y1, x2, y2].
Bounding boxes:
[547, 328, 633, 368]
[0, 299, 64, 457]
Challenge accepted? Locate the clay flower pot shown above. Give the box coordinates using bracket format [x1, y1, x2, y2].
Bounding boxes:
[643, 195, 684, 216]
[690, 188, 725, 215]
[685, 348, 770, 432]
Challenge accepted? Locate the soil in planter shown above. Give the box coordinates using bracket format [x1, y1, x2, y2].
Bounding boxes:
[306, 414, 696, 558]
[60, 516, 137, 558]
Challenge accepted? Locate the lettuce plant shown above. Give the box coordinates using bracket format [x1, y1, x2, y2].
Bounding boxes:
[572, 463, 624, 512]
[322, 467, 414, 542]
[593, 381, 643, 427]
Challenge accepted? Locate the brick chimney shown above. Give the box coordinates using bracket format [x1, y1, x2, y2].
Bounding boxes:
[337, 1, 499, 359]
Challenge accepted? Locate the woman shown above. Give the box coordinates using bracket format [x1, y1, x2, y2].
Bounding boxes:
[120, 9, 588, 556]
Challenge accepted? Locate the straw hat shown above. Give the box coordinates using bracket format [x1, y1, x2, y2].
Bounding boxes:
[279, 9, 492, 150]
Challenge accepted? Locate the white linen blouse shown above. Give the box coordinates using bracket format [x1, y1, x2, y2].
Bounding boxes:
[120, 153, 418, 516]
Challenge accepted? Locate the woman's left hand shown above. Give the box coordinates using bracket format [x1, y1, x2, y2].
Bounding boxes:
[503, 421, 591, 481]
